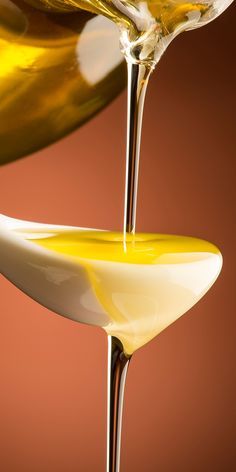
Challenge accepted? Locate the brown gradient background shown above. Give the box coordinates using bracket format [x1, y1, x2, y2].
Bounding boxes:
[0, 5, 235, 472]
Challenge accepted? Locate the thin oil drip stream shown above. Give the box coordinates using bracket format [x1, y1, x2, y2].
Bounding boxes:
[109, 13, 157, 471]
[123, 62, 153, 235]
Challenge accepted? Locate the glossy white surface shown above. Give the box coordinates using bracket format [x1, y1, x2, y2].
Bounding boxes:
[0, 215, 222, 354]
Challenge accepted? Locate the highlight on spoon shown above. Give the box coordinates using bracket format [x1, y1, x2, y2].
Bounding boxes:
[0, 214, 222, 355]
